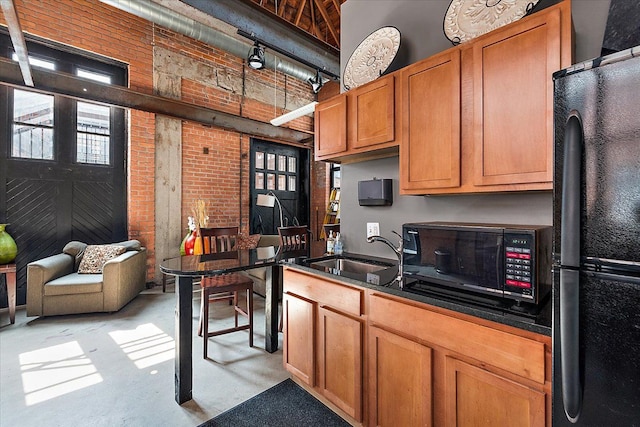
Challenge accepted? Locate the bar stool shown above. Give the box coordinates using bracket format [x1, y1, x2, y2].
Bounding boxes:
[197, 227, 254, 359]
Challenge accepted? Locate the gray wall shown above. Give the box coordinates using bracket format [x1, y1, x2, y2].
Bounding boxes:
[338, 0, 612, 258]
[341, 158, 553, 256]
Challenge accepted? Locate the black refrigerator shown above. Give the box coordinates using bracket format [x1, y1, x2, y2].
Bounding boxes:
[553, 46, 640, 425]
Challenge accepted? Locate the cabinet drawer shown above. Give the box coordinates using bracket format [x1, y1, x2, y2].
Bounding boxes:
[283, 268, 364, 317]
[369, 293, 545, 383]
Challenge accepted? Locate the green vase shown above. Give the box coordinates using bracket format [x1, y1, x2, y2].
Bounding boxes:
[0, 224, 18, 264]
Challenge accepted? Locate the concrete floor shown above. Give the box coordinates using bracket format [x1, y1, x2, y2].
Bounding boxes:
[0, 285, 288, 427]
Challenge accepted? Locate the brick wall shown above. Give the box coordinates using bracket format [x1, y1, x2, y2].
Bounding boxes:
[2, 0, 327, 281]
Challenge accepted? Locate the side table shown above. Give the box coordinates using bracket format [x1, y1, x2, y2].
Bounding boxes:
[1, 263, 16, 324]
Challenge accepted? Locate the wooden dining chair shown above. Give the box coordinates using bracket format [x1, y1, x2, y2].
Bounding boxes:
[277, 226, 310, 259]
[198, 226, 254, 359]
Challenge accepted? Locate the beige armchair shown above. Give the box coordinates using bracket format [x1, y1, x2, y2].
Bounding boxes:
[27, 240, 147, 317]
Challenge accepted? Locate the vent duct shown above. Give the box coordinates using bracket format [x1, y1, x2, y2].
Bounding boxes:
[99, 0, 318, 82]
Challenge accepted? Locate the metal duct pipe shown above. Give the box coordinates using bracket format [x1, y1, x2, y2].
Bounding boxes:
[99, 0, 317, 82]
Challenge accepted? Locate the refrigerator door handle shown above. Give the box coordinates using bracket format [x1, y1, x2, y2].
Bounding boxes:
[560, 112, 583, 422]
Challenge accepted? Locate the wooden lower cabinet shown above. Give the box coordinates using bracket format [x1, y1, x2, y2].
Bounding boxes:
[368, 292, 550, 427]
[368, 326, 433, 427]
[283, 292, 315, 386]
[318, 306, 364, 421]
[282, 268, 365, 424]
[444, 357, 546, 427]
[283, 268, 551, 426]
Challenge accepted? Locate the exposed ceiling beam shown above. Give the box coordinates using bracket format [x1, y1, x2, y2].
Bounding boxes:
[309, 0, 318, 39]
[0, 58, 313, 145]
[331, 0, 341, 16]
[313, 0, 339, 46]
[295, 0, 307, 26]
[0, 0, 33, 86]
[277, 0, 288, 17]
[179, 0, 339, 78]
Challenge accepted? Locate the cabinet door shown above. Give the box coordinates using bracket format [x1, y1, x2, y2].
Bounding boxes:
[400, 49, 461, 193]
[318, 306, 363, 421]
[315, 94, 347, 159]
[349, 75, 395, 149]
[472, 8, 560, 187]
[444, 357, 546, 427]
[369, 326, 433, 427]
[283, 292, 315, 386]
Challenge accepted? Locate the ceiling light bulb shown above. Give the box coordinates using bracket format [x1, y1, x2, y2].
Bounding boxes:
[308, 69, 323, 94]
[247, 42, 265, 70]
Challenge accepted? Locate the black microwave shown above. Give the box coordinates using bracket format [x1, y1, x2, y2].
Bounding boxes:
[402, 222, 552, 306]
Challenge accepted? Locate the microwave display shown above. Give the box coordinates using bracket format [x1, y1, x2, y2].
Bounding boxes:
[402, 222, 552, 306]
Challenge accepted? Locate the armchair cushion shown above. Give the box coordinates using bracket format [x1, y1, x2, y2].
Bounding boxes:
[63, 241, 88, 270]
[78, 245, 126, 274]
[114, 240, 142, 251]
[44, 273, 103, 296]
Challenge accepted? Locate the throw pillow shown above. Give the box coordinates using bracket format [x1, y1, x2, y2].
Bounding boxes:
[236, 233, 261, 250]
[77, 245, 126, 274]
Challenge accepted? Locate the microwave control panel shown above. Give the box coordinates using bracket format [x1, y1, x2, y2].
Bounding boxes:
[504, 232, 535, 300]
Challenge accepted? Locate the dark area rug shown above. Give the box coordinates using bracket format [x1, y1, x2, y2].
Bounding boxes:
[197, 378, 351, 427]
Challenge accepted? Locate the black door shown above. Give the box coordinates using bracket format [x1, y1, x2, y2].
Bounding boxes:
[249, 139, 309, 235]
[0, 34, 127, 306]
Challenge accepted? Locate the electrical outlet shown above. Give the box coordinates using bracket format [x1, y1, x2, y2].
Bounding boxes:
[367, 222, 380, 238]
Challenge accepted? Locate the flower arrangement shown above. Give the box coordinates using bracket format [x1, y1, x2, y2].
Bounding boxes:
[180, 201, 209, 256]
[191, 199, 209, 230]
[190, 200, 209, 255]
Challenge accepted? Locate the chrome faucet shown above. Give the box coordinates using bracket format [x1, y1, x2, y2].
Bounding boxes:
[367, 231, 404, 287]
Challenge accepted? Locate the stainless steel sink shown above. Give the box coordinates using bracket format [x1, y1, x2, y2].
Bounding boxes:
[309, 258, 394, 274]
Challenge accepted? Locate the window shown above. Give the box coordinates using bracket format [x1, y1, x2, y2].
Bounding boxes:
[11, 53, 55, 70]
[330, 163, 341, 189]
[12, 90, 54, 160]
[77, 68, 111, 84]
[77, 102, 110, 164]
[2, 31, 126, 166]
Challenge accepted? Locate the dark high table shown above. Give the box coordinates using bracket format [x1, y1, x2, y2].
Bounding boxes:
[160, 246, 282, 404]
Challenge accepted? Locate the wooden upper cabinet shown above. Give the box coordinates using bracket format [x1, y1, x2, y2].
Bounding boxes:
[471, 6, 563, 188]
[315, 93, 347, 159]
[315, 75, 399, 163]
[400, 49, 461, 193]
[349, 74, 395, 149]
[398, 0, 571, 194]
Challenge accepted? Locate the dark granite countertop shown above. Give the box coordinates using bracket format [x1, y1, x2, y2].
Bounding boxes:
[286, 252, 551, 336]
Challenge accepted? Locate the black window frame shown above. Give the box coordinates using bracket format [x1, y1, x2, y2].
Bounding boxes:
[0, 30, 127, 166]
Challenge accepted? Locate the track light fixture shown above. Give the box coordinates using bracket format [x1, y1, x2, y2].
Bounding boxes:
[308, 69, 324, 94]
[247, 41, 265, 70]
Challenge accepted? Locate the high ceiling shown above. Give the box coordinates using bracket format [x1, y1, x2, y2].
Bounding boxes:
[247, 0, 346, 49]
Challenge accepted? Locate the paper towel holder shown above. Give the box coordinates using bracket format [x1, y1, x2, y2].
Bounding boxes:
[358, 178, 393, 206]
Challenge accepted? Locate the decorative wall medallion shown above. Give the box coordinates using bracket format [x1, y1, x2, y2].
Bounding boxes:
[343, 26, 401, 90]
[443, 0, 540, 45]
